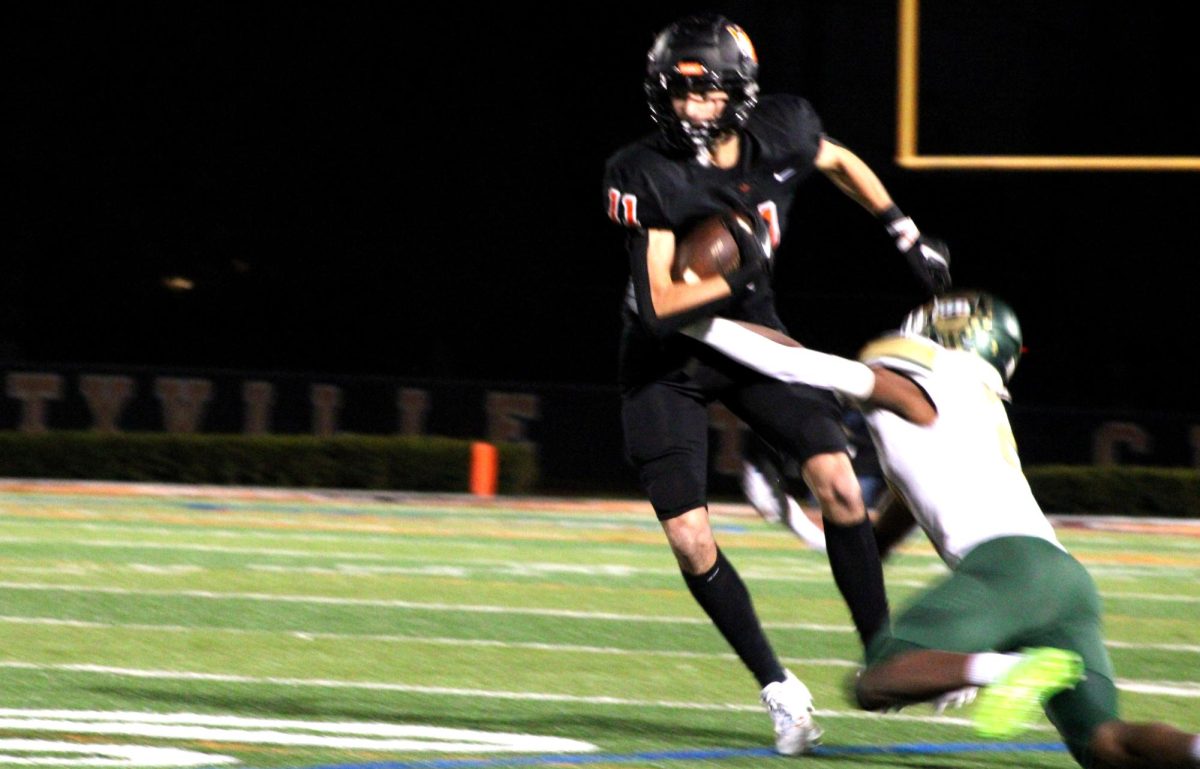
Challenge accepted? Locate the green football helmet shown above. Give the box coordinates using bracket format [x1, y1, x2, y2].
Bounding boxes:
[901, 290, 1023, 383]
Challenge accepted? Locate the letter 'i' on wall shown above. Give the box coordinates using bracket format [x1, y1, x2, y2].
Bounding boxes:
[154, 378, 214, 433]
[243, 381, 275, 435]
[80, 376, 135, 432]
[397, 388, 429, 435]
[485, 392, 539, 444]
[5, 373, 63, 433]
[311, 384, 342, 437]
[707, 403, 746, 475]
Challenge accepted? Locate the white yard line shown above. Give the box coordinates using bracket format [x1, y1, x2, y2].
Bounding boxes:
[1, 661, 1187, 734]
[243, 563, 933, 589]
[0, 536, 390, 561]
[0, 661, 993, 726]
[2, 614, 1194, 660]
[1115, 680, 1200, 697]
[1103, 592, 1200, 603]
[0, 714, 596, 754]
[0, 615, 857, 667]
[0, 740, 236, 767]
[0, 582, 853, 631]
[1, 520, 1195, 581]
[1105, 640, 1200, 653]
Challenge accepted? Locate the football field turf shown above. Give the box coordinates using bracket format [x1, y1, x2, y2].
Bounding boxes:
[0, 481, 1196, 768]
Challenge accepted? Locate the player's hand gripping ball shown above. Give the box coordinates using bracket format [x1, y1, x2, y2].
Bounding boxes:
[671, 213, 745, 283]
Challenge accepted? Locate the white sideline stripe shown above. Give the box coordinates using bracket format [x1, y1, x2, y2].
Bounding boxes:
[4, 501, 1198, 551]
[1116, 680, 1200, 697]
[0, 662, 988, 727]
[0, 740, 236, 767]
[3, 521, 1195, 576]
[1106, 640, 1200, 654]
[0, 716, 596, 754]
[244, 563, 933, 589]
[0, 582, 853, 631]
[1, 554, 1184, 592]
[3, 529, 1195, 587]
[0, 661, 1191, 726]
[4, 614, 1196, 660]
[9, 513, 1200, 554]
[1104, 591, 1200, 603]
[0, 710, 595, 753]
[0, 615, 857, 667]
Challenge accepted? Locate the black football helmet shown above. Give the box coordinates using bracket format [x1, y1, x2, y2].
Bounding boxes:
[901, 290, 1024, 383]
[645, 14, 760, 153]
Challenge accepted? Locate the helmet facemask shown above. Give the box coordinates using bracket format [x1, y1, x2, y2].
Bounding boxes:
[902, 291, 1024, 384]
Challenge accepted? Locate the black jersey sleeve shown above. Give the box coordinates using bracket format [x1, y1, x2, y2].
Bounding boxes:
[749, 94, 825, 169]
[602, 145, 672, 231]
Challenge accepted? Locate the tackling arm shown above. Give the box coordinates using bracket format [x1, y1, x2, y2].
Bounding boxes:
[684, 318, 937, 424]
[684, 317, 876, 398]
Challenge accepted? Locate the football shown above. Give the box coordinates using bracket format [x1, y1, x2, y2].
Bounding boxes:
[672, 213, 743, 283]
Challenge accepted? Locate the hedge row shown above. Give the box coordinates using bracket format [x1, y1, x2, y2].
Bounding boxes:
[0, 432, 1195, 515]
[0, 432, 538, 494]
[1026, 465, 1200, 518]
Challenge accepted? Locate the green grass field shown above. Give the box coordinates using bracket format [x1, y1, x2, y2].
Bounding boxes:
[0, 481, 1196, 769]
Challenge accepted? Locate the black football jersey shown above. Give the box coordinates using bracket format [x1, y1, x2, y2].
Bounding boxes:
[603, 94, 824, 251]
[603, 95, 824, 336]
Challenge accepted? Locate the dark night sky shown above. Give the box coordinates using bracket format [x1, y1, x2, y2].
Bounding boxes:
[7, 2, 1200, 414]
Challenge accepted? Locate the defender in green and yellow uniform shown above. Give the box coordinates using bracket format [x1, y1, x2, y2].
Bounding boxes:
[685, 291, 1200, 769]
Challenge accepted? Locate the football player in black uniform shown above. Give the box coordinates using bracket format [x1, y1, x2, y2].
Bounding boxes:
[601, 14, 950, 755]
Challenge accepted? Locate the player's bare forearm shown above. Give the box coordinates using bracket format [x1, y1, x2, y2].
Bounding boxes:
[645, 228, 733, 317]
[865, 366, 937, 426]
[814, 139, 894, 215]
[650, 276, 732, 317]
[627, 228, 739, 338]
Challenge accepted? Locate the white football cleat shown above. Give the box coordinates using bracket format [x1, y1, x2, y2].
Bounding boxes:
[760, 669, 823, 755]
[741, 459, 786, 524]
[784, 497, 827, 553]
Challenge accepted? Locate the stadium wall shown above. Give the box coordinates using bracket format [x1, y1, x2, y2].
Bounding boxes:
[2, 366, 1199, 499]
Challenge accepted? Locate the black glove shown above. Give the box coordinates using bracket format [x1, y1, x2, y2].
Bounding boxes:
[881, 205, 952, 295]
[721, 207, 773, 294]
[904, 235, 952, 294]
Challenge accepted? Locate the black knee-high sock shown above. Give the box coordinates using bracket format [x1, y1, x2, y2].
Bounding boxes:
[682, 548, 785, 688]
[824, 517, 890, 647]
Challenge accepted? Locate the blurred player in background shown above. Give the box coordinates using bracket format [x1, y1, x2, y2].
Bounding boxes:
[689, 291, 1200, 769]
[601, 12, 950, 754]
[741, 409, 887, 553]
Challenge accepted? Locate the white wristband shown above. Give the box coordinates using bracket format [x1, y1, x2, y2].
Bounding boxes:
[684, 319, 876, 401]
[886, 216, 920, 252]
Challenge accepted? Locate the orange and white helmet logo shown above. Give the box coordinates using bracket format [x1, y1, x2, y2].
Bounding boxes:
[726, 24, 757, 63]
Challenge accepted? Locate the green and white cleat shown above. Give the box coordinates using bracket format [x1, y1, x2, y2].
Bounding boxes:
[973, 647, 1085, 739]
